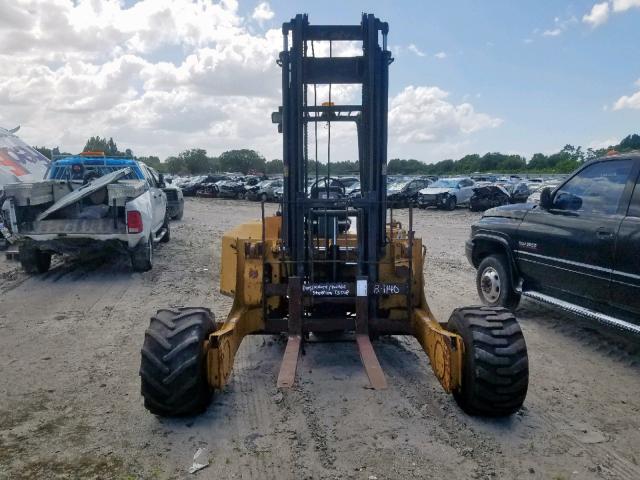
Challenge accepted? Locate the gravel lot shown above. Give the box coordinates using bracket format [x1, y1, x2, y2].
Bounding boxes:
[1, 197, 639, 480]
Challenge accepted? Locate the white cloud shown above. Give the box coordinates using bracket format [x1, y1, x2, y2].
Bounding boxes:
[388, 86, 502, 144]
[0, 0, 287, 160]
[612, 0, 640, 12]
[541, 15, 578, 36]
[582, 0, 640, 27]
[0, 1, 503, 164]
[583, 2, 610, 26]
[612, 78, 640, 110]
[587, 138, 618, 149]
[407, 44, 426, 57]
[434, 51, 447, 59]
[543, 28, 563, 37]
[613, 92, 640, 110]
[251, 2, 274, 23]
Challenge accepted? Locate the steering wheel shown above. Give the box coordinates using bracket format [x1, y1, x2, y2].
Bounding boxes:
[309, 177, 347, 199]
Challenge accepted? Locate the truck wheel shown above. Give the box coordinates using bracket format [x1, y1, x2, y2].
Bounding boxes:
[476, 254, 520, 310]
[131, 236, 153, 272]
[160, 218, 170, 243]
[175, 202, 184, 220]
[447, 306, 528, 416]
[19, 245, 51, 273]
[445, 195, 457, 211]
[140, 308, 216, 416]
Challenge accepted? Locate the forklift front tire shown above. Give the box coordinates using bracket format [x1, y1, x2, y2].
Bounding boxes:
[447, 306, 528, 416]
[140, 308, 215, 416]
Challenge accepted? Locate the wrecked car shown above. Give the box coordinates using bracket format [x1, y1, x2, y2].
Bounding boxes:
[417, 177, 476, 210]
[469, 184, 511, 212]
[215, 179, 246, 199]
[246, 179, 283, 201]
[387, 177, 432, 208]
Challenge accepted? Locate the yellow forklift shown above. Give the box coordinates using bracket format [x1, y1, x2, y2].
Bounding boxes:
[139, 13, 529, 417]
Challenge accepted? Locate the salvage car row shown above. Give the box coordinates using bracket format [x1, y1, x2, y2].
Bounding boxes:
[173, 173, 565, 212]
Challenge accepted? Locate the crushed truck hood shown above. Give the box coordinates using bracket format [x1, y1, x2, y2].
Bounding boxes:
[419, 187, 451, 195]
[36, 167, 133, 221]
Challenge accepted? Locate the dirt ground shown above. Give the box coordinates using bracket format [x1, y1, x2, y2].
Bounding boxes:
[1, 197, 640, 480]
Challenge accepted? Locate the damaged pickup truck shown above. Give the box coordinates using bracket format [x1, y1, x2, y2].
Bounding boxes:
[1, 154, 170, 273]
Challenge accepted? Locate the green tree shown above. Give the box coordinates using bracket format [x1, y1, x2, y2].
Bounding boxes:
[33, 146, 52, 159]
[138, 156, 164, 172]
[166, 156, 187, 174]
[618, 134, 640, 152]
[218, 149, 266, 174]
[265, 159, 284, 174]
[177, 149, 210, 174]
[82, 136, 129, 156]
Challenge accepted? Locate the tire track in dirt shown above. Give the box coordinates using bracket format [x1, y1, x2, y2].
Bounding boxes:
[377, 336, 512, 479]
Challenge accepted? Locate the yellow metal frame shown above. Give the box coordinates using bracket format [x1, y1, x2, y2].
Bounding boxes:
[206, 215, 464, 393]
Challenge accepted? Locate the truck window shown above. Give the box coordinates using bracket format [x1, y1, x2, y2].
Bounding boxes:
[629, 175, 640, 218]
[49, 164, 138, 181]
[148, 167, 161, 186]
[553, 160, 633, 215]
[141, 165, 157, 188]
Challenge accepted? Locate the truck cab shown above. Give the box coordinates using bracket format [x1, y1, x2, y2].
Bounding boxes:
[466, 152, 640, 334]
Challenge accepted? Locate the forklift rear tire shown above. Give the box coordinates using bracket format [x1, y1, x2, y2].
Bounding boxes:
[19, 245, 51, 273]
[140, 308, 216, 416]
[447, 306, 528, 416]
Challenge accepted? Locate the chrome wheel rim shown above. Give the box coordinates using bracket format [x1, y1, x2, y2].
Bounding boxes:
[480, 266, 501, 303]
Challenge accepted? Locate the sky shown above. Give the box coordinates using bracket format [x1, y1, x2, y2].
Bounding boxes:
[1, 0, 639, 164]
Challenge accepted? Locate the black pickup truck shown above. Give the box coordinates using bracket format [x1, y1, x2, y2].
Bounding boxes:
[466, 152, 640, 335]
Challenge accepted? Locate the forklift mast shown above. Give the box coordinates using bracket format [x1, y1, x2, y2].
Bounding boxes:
[276, 13, 392, 282]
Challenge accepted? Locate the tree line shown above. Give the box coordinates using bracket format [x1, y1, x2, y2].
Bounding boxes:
[33, 134, 640, 176]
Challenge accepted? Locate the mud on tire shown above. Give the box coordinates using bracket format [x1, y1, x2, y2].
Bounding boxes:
[19, 245, 51, 273]
[140, 308, 216, 416]
[447, 306, 528, 416]
[131, 236, 153, 272]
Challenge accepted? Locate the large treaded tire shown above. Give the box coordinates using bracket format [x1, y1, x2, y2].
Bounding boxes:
[19, 245, 51, 273]
[447, 306, 528, 416]
[140, 308, 215, 416]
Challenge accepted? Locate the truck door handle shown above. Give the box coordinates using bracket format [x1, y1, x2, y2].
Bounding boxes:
[596, 227, 614, 239]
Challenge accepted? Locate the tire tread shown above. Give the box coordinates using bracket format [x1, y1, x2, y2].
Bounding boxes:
[448, 305, 529, 416]
[139, 308, 215, 416]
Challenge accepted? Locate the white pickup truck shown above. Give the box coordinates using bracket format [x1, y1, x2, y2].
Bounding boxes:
[1, 155, 170, 272]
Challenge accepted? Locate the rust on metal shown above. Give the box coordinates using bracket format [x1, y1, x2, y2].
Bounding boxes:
[277, 335, 301, 388]
[356, 334, 388, 390]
